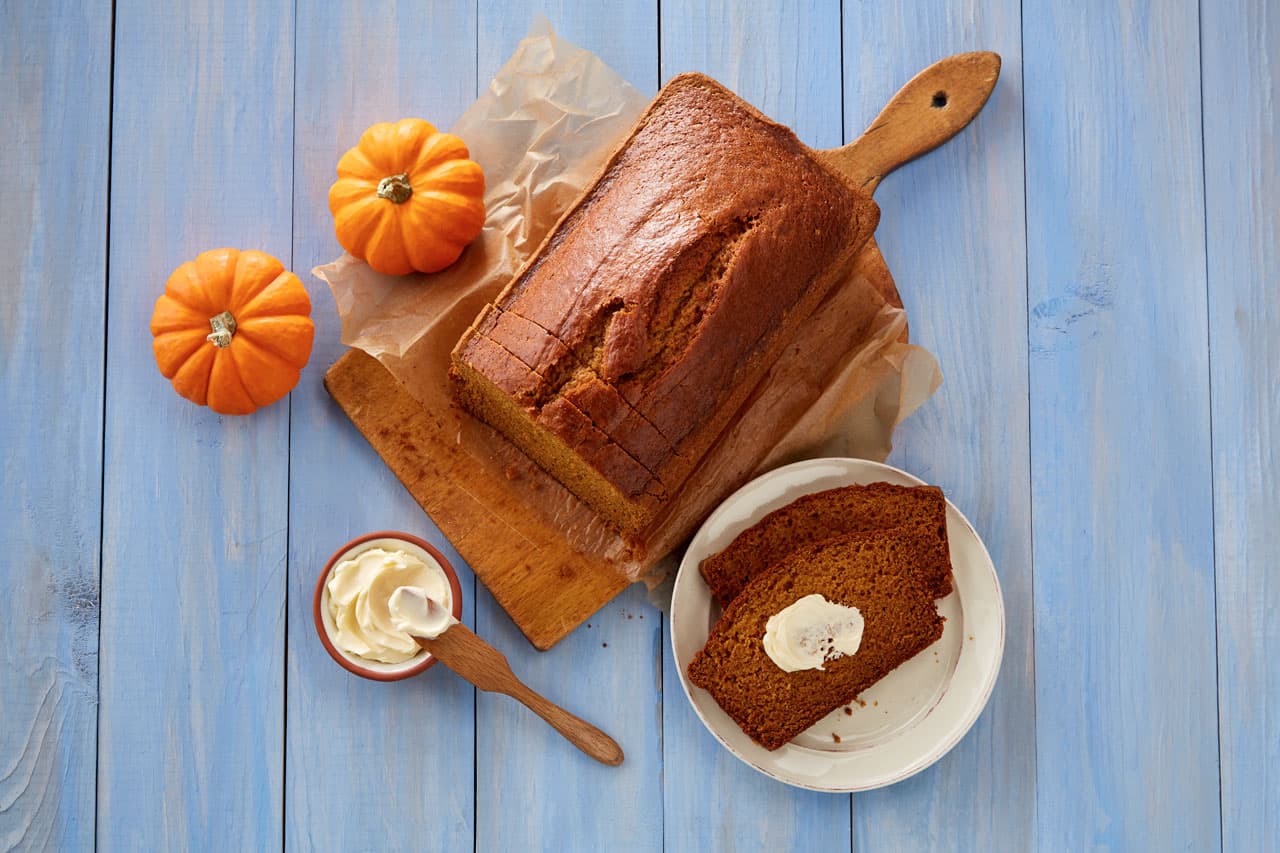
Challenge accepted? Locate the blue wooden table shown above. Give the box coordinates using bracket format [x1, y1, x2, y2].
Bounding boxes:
[3, 1, 1276, 850]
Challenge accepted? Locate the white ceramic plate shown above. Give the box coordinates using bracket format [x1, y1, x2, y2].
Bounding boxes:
[670, 457, 1004, 791]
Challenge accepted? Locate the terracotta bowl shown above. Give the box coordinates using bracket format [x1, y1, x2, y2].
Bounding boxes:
[313, 530, 463, 681]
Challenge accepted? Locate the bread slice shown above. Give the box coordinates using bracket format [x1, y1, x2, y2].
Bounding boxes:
[687, 532, 945, 751]
[699, 482, 953, 606]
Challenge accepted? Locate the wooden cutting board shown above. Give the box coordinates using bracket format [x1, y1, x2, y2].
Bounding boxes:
[325, 52, 1001, 650]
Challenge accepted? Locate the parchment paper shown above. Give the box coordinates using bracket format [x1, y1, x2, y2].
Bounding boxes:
[315, 20, 941, 585]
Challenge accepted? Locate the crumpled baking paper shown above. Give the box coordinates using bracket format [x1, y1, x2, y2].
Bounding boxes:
[315, 20, 941, 586]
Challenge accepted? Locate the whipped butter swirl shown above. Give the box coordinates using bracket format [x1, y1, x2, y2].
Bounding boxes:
[389, 586, 459, 640]
[326, 546, 452, 663]
[762, 594, 865, 673]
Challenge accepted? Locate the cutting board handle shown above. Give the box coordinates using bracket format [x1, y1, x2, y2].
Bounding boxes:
[821, 51, 1001, 195]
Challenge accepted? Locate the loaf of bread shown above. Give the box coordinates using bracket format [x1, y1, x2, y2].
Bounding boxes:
[451, 73, 880, 536]
[700, 482, 953, 606]
[687, 532, 945, 751]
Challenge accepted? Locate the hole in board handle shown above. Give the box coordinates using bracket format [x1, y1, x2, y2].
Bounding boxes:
[931, 91, 948, 108]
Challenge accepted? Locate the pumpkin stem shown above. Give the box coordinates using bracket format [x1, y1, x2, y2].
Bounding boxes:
[207, 310, 237, 348]
[376, 173, 413, 204]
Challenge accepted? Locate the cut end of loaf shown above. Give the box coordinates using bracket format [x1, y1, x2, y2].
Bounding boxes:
[449, 355, 651, 537]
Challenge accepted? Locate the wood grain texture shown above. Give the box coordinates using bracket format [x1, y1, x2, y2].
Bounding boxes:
[1201, 1, 1280, 849]
[0, 2, 111, 850]
[1023, 1, 1220, 849]
[96, 0, 293, 848]
[285, 2, 478, 850]
[658, 3, 854, 851]
[825, 50, 1001, 193]
[841, 2, 1035, 850]
[472, 7, 665, 852]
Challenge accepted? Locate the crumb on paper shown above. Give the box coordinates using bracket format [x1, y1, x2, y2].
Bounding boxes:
[856, 698, 866, 708]
[832, 733, 842, 744]
[844, 706, 853, 716]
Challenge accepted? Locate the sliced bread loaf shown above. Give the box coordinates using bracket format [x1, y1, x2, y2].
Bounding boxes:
[687, 531, 945, 751]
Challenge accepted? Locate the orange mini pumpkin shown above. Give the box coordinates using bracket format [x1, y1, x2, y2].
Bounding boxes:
[328, 118, 486, 276]
[150, 248, 314, 416]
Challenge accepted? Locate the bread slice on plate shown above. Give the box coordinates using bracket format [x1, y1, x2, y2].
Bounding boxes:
[687, 531, 945, 751]
[698, 482, 953, 606]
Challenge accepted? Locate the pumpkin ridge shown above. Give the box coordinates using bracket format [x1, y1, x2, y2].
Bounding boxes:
[163, 263, 220, 314]
[230, 256, 288, 311]
[169, 341, 217, 406]
[397, 206, 453, 273]
[150, 294, 211, 335]
[236, 272, 312, 320]
[330, 195, 388, 259]
[235, 316, 314, 366]
[412, 131, 469, 173]
[228, 334, 298, 408]
[194, 249, 239, 312]
[153, 329, 209, 378]
[231, 269, 292, 313]
[416, 158, 485, 192]
[412, 193, 487, 245]
[336, 147, 385, 182]
[207, 346, 256, 415]
[161, 285, 208, 315]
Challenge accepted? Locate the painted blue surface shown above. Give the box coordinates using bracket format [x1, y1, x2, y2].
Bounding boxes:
[0, 2, 110, 850]
[1, 1, 1277, 851]
[472, 10, 665, 852]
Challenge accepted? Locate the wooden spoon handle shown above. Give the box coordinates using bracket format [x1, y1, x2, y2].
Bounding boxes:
[820, 51, 1001, 195]
[415, 624, 624, 765]
[505, 682, 625, 766]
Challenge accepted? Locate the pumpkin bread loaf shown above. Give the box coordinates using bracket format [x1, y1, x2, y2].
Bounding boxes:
[687, 532, 945, 751]
[700, 482, 953, 606]
[451, 73, 880, 536]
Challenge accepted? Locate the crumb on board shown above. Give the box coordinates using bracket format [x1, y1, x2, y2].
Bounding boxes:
[602, 642, 608, 648]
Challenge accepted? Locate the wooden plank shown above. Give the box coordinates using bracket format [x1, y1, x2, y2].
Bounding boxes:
[0, 2, 111, 850]
[657, 3, 854, 850]
[1022, 1, 1220, 849]
[840, 4, 1035, 851]
[1200, 1, 1280, 848]
[285, 3, 478, 847]
[471, 7, 665, 851]
[96, 0, 294, 848]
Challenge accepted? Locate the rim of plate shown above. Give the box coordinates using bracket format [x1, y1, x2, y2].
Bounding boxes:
[669, 457, 1005, 792]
